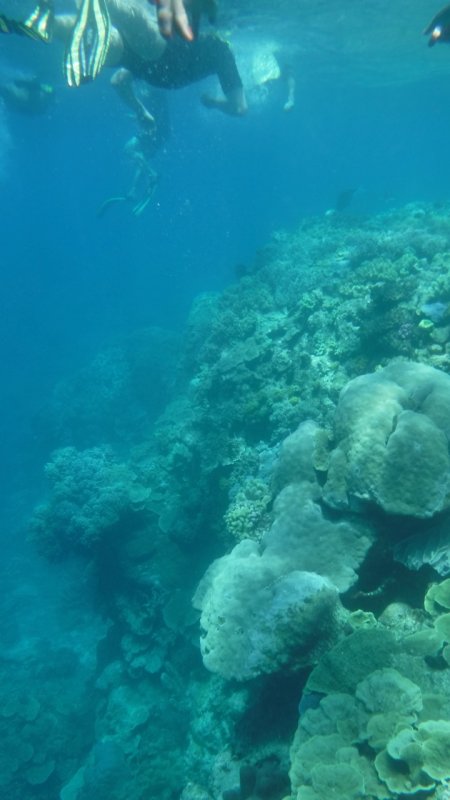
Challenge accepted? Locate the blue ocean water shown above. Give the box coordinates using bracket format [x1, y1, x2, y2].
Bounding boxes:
[2, 2, 450, 798]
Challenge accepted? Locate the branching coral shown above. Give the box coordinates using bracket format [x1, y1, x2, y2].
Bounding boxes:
[29, 446, 150, 558]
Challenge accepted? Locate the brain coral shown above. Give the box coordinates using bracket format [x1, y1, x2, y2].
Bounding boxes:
[323, 361, 450, 517]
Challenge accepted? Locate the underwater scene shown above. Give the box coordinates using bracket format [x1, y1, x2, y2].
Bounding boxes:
[3, 0, 450, 799]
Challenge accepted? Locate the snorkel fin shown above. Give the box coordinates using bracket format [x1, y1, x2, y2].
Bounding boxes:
[96, 196, 127, 218]
[24, 0, 54, 42]
[64, 0, 111, 87]
[0, 4, 51, 42]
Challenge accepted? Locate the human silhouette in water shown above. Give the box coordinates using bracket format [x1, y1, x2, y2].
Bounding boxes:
[0, 75, 55, 115]
[0, 0, 246, 123]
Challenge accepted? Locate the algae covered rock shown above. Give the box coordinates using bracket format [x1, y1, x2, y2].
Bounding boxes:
[324, 361, 450, 517]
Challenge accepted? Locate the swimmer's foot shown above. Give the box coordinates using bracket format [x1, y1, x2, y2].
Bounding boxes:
[96, 196, 127, 218]
[0, 4, 52, 42]
[201, 93, 219, 110]
[201, 90, 247, 117]
[132, 195, 153, 216]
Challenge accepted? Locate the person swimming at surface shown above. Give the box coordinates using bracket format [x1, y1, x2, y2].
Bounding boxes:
[97, 89, 170, 217]
[0, 74, 55, 114]
[0, 0, 246, 123]
[106, 0, 246, 126]
[97, 130, 160, 218]
[259, 57, 295, 112]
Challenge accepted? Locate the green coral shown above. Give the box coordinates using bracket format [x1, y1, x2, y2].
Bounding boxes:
[355, 668, 423, 715]
[290, 579, 450, 800]
[425, 578, 450, 614]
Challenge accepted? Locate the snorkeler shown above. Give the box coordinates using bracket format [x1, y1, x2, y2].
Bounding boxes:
[0, 75, 55, 115]
[109, 25, 246, 128]
[0, 0, 246, 119]
[97, 91, 169, 217]
[424, 4, 450, 45]
[97, 131, 160, 217]
[260, 59, 296, 112]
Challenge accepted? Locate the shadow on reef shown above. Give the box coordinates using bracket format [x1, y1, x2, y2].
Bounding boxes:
[236, 671, 307, 746]
[343, 535, 438, 616]
[223, 757, 290, 800]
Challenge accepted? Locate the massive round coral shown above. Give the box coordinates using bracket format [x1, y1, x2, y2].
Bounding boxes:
[324, 361, 450, 517]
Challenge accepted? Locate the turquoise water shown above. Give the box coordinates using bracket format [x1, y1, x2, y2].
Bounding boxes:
[2, 2, 450, 799]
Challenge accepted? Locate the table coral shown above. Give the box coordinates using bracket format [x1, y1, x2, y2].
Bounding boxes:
[290, 578, 450, 800]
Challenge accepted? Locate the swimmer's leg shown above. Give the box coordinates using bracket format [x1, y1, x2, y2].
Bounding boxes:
[198, 36, 247, 115]
[111, 68, 156, 130]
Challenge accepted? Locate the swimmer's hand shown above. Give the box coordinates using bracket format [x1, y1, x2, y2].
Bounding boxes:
[153, 0, 193, 40]
[137, 106, 156, 132]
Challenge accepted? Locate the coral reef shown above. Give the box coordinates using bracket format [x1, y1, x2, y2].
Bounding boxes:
[35, 327, 179, 451]
[28, 445, 150, 558]
[0, 640, 95, 800]
[289, 578, 450, 800]
[13, 201, 450, 800]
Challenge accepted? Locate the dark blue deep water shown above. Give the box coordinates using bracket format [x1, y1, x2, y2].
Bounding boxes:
[3, 3, 450, 798]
